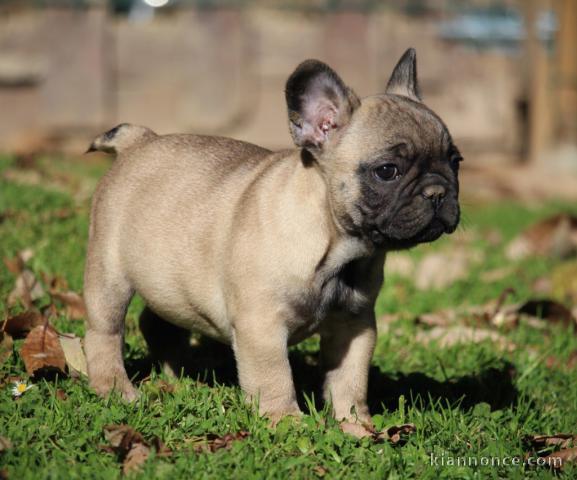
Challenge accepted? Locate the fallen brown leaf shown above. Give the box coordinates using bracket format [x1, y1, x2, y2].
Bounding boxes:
[543, 447, 577, 470]
[20, 325, 66, 377]
[375, 423, 416, 445]
[483, 228, 503, 246]
[1, 310, 45, 339]
[156, 379, 176, 394]
[55, 389, 67, 401]
[416, 290, 575, 334]
[3, 249, 34, 275]
[188, 431, 250, 453]
[517, 299, 575, 328]
[526, 433, 577, 450]
[313, 466, 328, 477]
[58, 334, 87, 377]
[0, 331, 13, 365]
[102, 424, 170, 475]
[524, 433, 577, 470]
[0, 375, 23, 388]
[49, 290, 86, 320]
[506, 213, 577, 261]
[0, 436, 12, 452]
[414, 248, 482, 290]
[376, 313, 401, 334]
[480, 266, 515, 283]
[416, 309, 458, 327]
[415, 325, 515, 351]
[7, 270, 45, 309]
[41, 273, 69, 292]
[123, 442, 150, 475]
[532, 276, 553, 295]
[385, 253, 415, 278]
[3, 256, 23, 275]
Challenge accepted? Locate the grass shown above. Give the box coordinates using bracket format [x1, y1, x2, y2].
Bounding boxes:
[1, 153, 577, 479]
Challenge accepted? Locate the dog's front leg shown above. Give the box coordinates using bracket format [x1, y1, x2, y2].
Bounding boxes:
[232, 318, 301, 423]
[320, 312, 376, 437]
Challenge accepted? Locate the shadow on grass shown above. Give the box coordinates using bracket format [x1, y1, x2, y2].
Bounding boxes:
[126, 333, 518, 414]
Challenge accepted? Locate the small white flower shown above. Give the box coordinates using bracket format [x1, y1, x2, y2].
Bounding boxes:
[11, 381, 35, 398]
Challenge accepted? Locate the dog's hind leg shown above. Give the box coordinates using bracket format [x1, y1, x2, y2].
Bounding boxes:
[139, 307, 192, 378]
[83, 243, 138, 401]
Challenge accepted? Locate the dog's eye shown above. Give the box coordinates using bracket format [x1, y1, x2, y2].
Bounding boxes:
[449, 154, 463, 170]
[374, 164, 400, 181]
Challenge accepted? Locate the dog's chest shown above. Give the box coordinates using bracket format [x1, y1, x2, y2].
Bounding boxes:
[287, 253, 384, 343]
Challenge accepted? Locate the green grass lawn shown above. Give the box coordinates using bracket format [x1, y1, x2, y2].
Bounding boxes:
[1, 154, 577, 479]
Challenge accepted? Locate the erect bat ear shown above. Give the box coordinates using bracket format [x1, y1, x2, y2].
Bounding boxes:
[385, 48, 422, 102]
[285, 59, 360, 151]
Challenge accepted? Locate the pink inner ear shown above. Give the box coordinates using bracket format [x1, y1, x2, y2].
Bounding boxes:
[304, 102, 338, 147]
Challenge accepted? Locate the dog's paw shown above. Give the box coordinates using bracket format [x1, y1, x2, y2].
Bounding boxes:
[89, 371, 139, 402]
[339, 421, 376, 438]
[265, 408, 303, 428]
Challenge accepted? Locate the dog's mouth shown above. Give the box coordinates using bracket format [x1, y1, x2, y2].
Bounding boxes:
[370, 214, 458, 250]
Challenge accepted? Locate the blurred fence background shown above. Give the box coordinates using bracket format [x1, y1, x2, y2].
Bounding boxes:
[0, 0, 575, 174]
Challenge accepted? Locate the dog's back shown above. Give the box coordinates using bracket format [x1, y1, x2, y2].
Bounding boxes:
[86, 126, 276, 340]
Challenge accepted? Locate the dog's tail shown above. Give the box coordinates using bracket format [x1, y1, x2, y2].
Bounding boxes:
[86, 123, 157, 155]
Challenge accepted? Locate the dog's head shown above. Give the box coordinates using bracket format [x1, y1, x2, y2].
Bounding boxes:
[285, 49, 461, 250]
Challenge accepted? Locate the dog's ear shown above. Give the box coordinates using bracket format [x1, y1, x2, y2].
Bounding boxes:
[385, 48, 421, 101]
[285, 60, 360, 150]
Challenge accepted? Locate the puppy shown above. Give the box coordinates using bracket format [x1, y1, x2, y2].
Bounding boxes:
[84, 49, 461, 436]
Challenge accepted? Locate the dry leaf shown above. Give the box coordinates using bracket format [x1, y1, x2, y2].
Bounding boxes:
[3, 256, 23, 275]
[543, 447, 577, 469]
[480, 266, 514, 283]
[123, 442, 150, 475]
[416, 291, 574, 334]
[416, 309, 458, 327]
[3, 249, 34, 275]
[526, 434, 577, 450]
[376, 314, 401, 334]
[102, 424, 170, 475]
[58, 335, 88, 377]
[156, 379, 176, 394]
[20, 325, 66, 377]
[517, 299, 575, 328]
[0, 331, 13, 365]
[0, 436, 12, 453]
[41, 273, 69, 292]
[506, 214, 577, 261]
[525, 433, 577, 470]
[55, 389, 68, 401]
[189, 431, 250, 453]
[414, 248, 482, 290]
[8, 270, 45, 309]
[2, 310, 45, 339]
[385, 254, 415, 278]
[532, 276, 553, 295]
[313, 466, 328, 477]
[415, 325, 515, 351]
[375, 423, 416, 444]
[484, 228, 503, 246]
[49, 290, 86, 320]
[0, 375, 23, 388]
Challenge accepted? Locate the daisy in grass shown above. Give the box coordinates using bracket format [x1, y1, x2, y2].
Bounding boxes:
[12, 381, 35, 398]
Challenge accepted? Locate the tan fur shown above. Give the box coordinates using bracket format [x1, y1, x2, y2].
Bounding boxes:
[84, 53, 459, 437]
[84, 133, 375, 417]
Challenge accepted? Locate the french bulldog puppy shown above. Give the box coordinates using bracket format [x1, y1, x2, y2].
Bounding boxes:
[84, 48, 461, 436]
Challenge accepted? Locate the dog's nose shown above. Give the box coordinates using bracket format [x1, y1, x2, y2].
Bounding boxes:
[422, 185, 446, 209]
